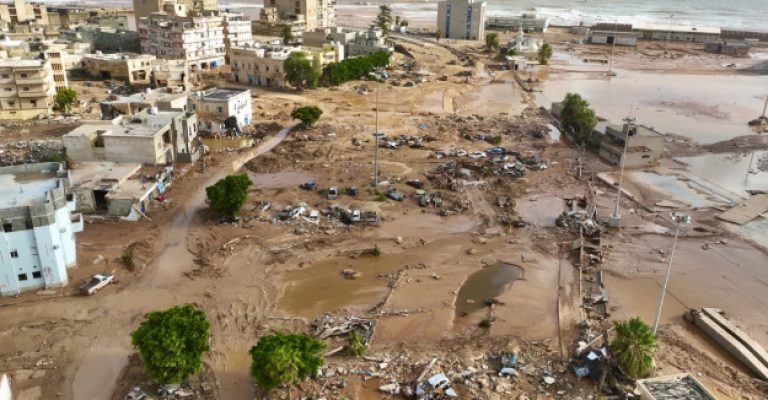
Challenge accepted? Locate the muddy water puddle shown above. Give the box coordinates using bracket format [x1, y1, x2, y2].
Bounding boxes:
[677, 151, 768, 197]
[455, 263, 524, 318]
[458, 80, 527, 116]
[536, 69, 765, 144]
[279, 253, 429, 319]
[516, 195, 563, 226]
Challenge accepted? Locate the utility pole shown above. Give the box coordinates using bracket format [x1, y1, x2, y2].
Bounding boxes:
[608, 116, 635, 228]
[607, 38, 617, 77]
[761, 95, 768, 122]
[373, 83, 380, 187]
[665, 14, 674, 55]
[652, 212, 691, 334]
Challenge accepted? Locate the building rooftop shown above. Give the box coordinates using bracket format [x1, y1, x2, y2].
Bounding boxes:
[66, 110, 182, 139]
[633, 23, 721, 35]
[102, 89, 188, 106]
[196, 88, 249, 101]
[0, 58, 45, 68]
[606, 123, 665, 138]
[0, 163, 61, 208]
[68, 162, 142, 191]
[83, 52, 154, 61]
[636, 374, 717, 400]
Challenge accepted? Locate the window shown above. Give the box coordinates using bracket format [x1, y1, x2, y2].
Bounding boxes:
[10, 250, 18, 258]
[32, 271, 42, 279]
[18, 273, 28, 281]
[20, 73, 27, 78]
[2, 223, 11, 232]
[1, 74, 8, 79]
[22, 87, 29, 91]
[30, 100, 37, 107]
[217, 106, 223, 113]
[3, 87, 11, 92]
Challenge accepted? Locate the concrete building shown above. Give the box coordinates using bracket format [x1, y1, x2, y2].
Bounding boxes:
[189, 87, 251, 134]
[151, 59, 189, 89]
[82, 52, 155, 84]
[64, 107, 199, 165]
[139, 7, 226, 72]
[0, 0, 49, 27]
[230, 44, 295, 88]
[704, 41, 750, 56]
[633, 23, 720, 43]
[588, 30, 638, 47]
[303, 26, 391, 57]
[43, 49, 69, 90]
[636, 373, 717, 400]
[437, 0, 486, 40]
[486, 13, 548, 32]
[222, 12, 252, 62]
[132, 0, 219, 29]
[100, 88, 189, 118]
[597, 122, 664, 168]
[0, 57, 56, 120]
[251, 7, 307, 38]
[507, 28, 542, 57]
[0, 162, 83, 297]
[67, 161, 173, 219]
[64, 25, 141, 54]
[0, 39, 30, 58]
[264, 0, 335, 32]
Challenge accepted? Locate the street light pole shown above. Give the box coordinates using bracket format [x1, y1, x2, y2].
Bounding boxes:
[373, 83, 380, 187]
[608, 116, 635, 228]
[652, 212, 691, 334]
[665, 14, 674, 55]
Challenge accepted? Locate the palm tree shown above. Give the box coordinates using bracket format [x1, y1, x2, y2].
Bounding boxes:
[611, 317, 657, 379]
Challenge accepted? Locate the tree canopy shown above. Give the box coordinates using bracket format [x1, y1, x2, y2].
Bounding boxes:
[282, 25, 294, 45]
[560, 93, 598, 144]
[284, 52, 320, 90]
[485, 32, 500, 52]
[374, 5, 393, 35]
[611, 317, 657, 379]
[538, 42, 553, 65]
[205, 174, 252, 219]
[320, 51, 390, 86]
[54, 87, 77, 113]
[130, 305, 211, 384]
[291, 106, 323, 127]
[249, 333, 326, 392]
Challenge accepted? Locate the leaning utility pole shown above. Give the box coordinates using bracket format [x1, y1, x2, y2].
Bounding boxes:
[653, 212, 691, 334]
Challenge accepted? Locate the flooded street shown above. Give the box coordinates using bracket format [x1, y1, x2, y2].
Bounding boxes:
[516, 195, 563, 226]
[454, 262, 523, 317]
[677, 151, 768, 197]
[536, 69, 766, 144]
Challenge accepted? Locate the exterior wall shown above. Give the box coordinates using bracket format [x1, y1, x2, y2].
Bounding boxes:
[223, 13, 253, 62]
[230, 46, 292, 88]
[0, 165, 81, 297]
[152, 59, 189, 88]
[270, 0, 318, 31]
[132, 0, 164, 29]
[82, 54, 155, 84]
[0, 59, 56, 120]
[637, 29, 719, 43]
[486, 15, 548, 32]
[437, 0, 485, 40]
[589, 31, 638, 46]
[44, 50, 69, 90]
[189, 89, 251, 133]
[599, 125, 664, 167]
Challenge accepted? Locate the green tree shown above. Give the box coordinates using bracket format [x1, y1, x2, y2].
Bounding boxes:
[249, 333, 326, 393]
[611, 317, 657, 379]
[291, 106, 323, 127]
[205, 174, 252, 219]
[435, 29, 442, 42]
[507, 48, 519, 56]
[485, 32, 500, 52]
[130, 305, 211, 384]
[319, 51, 391, 86]
[560, 93, 598, 144]
[282, 25, 294, 45]
[374, 5, 393, 36]
[538, 42, 553, 65]
[348, 331, 366, 356]
[54, 87, 78, 114]
[284, 52, 319, 90]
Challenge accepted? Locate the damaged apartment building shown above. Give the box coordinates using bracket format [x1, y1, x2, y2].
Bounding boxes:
[596, 121, 664, 167]
[0, 162, 83, 296]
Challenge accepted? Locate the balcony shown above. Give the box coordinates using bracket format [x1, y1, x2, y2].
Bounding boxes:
[17, 89, 52, 98]
[14, 76, 47, 85]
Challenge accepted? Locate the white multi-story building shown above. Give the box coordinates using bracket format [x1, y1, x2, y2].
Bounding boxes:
[0, 57, 57, 120]
[188, 88, 251, 133]
[138, 5, 226, 71]
[304, 26, 392, 57]
[0, 162, 84, 297]
[222, 12, 252, 62]
[437, 0, 486, 40]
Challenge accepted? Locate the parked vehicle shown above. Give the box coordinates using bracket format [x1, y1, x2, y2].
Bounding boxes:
[327, 187, 339, 200]
[80, 273, 115, 295]
[373, 132, 387, 140]
[406, 179, 424, 189]
[486, 147, 505, 155]
[455, 150, 468, 157]
[350, 209, 362, 222]
[385, 188, 404, 201]
[307, 210, 320, 224]
[346, 186, 359, 196]
[299, 181, 317, 190]
[470, 151, 487, 159]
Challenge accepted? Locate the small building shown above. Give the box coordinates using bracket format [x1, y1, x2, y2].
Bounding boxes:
[304, 26, 391, 57]
[0, 162, 84, 297]
[0, 57, 57, 120]
[507, 29, 542, 57]
[437, 0, 486, 41]
[633, 23, 720, 43]
[230, 44, 296, 88]
[588, 25, 638, 47]
[636, 373, 717, 400]
[151, 59, 189, 90]
[82, 52, 156, 84]
[486, 13, 548, 32]
[100, 88, 189, 119]
[63, 107, 199, 165]
[597, 122, 664, 168]
[189, 88, 252, 134]
[704, 41, 750, 57]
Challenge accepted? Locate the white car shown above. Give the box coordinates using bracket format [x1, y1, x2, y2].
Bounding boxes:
[469, 151, 486, 159]
[455, 150, 468, 157]
[80, 273, 114, 296]
[350, 209, 362, 223]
